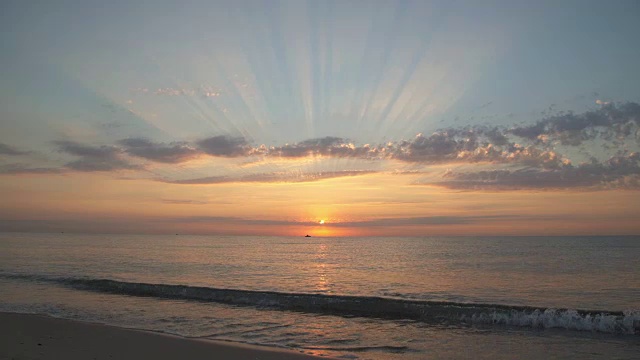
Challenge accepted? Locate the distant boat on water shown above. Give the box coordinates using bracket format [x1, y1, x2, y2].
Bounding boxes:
[305, 234, 311, 237]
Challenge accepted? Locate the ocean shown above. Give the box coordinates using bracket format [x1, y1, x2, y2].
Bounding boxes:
[1, 233, 639, 359]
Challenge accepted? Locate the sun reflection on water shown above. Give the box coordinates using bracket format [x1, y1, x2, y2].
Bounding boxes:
[314, 243, 331, 293]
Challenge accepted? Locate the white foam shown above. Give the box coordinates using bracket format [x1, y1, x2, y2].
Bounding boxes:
[469, 309, 640, 334]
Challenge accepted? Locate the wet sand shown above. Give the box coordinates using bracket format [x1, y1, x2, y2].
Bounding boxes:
[0, 312, 327, 360]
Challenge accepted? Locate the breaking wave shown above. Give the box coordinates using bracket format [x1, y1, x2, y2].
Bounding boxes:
[3, 273, 639, 335]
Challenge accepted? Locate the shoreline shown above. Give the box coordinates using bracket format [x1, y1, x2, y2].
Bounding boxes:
[0, 312, 330, 359]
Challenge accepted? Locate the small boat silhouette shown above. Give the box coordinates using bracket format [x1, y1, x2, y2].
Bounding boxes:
[305, 234, 311, 237]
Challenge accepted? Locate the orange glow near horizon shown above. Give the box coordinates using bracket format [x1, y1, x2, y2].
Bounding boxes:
[0, 171, 639, 236]
[306, 225, 342, 238]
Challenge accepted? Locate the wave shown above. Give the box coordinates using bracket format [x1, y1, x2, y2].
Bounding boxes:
[304, 345, 410, 353]
[2, 273, 639, 335]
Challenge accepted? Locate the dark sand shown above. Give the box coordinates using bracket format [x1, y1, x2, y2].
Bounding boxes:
[0, 312, 329, 360]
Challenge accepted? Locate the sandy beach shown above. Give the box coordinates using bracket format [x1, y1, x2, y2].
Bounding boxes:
[0, 312, 327, 360]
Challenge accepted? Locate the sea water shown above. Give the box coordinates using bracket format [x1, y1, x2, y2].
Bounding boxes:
[1, 233, 639, 359]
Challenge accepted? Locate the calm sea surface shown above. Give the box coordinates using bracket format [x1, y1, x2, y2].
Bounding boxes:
[1, 233, 639, 359]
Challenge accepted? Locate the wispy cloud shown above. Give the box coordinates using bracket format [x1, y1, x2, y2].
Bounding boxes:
[54, 140, 139, 172]
[119, 138, 200, 163]
[161, 199, 210, 205]
[9, 102, 640, 190]
[0, 163, 64, 175]
[386, 101, 639, 162]
[0, 143, 28, 156]
[507, 101, 640, 145]
[433, 152, 640, 190]
[134, 86, 222, 98]
[268, 137, 375, 158]
[196, 135, 254, 157]
[161, 216, 313, 227]
[329, 215, 512, 227]
[381, 130, 571, 169]
[162, 170, 377, 185]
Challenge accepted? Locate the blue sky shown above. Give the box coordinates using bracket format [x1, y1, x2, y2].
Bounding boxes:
[4, 1, 639, 144]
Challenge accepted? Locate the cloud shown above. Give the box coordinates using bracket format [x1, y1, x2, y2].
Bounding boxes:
[478, 101, 493, 109]
[383, 102, 640, 165]
[55, 141, 118, 158]
[65, 158, 137, 172]
[133, 86, 222, 98]
[433, 152, 640, 190]
[161, 199, 210, 205]
[0, 143, 28, 156]
[268, 136, 375, 158]
[383, 130, 570, 168]
[54, 140, 138, 172]
[197, 135, 254, 157]
[99, 121, 125, 130]
[0, 163, 64, 175]
[483, 127, 509, 146]
[119, 138, 200, 163]
[161, 216, 314, 227]
[26, 101, 638, 181]
[162, 170, 376, 185]
[507, 101, 640, 145]
[329, 215, 511, 227]
[389, 131, 472, 162]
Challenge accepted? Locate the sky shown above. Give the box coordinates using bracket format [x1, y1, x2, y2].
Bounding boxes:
[1, 0, 640, 236]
